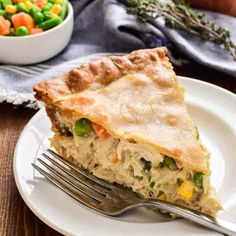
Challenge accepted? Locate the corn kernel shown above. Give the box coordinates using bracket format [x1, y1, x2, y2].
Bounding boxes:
[178, 180, 194, 200]
[51, 13, 58, 19]
[5, 5, 17, 14]
[51, 4, 61, 14]
[158, 193, 167, 201]
[55, 0, 63, 4]
[6, 20, 11, 27]
[24, 1, 33, 9]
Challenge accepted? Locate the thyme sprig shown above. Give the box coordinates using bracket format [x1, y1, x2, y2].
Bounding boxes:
[121, 0, 236, 60]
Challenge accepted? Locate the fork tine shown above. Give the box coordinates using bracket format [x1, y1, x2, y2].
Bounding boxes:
[32, 163, 103, 212]
[32, 165, 236, 235]
[47, 149, 114, 189]
[37, 158, 105, 203]
[42, 153, 108, 196]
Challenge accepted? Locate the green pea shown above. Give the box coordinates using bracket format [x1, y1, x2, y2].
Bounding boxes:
[193, 172, 204, 189]
[38, 17, 62, 30]
[16, 3, 29, 13]
[3, 12, 11, 20]
[1, 0, 12, 8]
[43, 10, 51, 20]
[74, 119, 93, 137]
[30, 6, 40, 14]
[42, 2, 53, 11]
[0, 9, 4, 15]
[29, 7, 39, 17]
[163, 155, 177, 169]
[33, 11, 44, 24]
[59, 1, 67, 20]
[15, 26, 29, 36]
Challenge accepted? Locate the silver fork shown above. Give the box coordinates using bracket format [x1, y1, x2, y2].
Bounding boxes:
[32, 149, 236, 236]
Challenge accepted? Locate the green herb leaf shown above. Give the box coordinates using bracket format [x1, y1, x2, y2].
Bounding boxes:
[121, 0, 236, 60]
[193, 172, 204, 188]
[194, 126, 199, 139]
[163, 155, 177, 169]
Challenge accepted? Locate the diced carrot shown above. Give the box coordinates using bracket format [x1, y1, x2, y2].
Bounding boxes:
[110, 153, 119, 164]
[92, 123, 110, 140]
[11, 12, 35, 30]
[0, 16, 10, 36]
[11, 14, 22, 29]
[33, 0, 46, 9]
[30, 28, 43, 35]
[13, 0, 28, 3]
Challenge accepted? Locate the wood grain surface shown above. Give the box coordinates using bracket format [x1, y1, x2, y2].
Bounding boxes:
[0, 61, 235, 236]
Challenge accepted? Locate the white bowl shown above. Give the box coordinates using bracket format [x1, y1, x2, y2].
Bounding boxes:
[0, 2, 73, 65]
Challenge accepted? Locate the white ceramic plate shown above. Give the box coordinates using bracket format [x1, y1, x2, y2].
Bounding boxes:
[14, 76, 236, 236]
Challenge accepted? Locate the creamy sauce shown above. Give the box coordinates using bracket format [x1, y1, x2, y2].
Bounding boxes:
[50, 132, 221, 216]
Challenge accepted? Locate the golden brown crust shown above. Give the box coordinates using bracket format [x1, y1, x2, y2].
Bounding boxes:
[34, 47, 210, 174]
[33, 47, 168, 104]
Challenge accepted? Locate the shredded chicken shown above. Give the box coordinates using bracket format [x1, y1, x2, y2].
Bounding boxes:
[50, 131, 221, 216]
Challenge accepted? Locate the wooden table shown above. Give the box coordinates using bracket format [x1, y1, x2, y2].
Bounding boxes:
[0, 61, 235, 236]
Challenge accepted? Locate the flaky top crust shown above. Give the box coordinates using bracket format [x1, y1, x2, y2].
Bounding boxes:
[34, 47, 209, 174]
[34, 47, 169, 103]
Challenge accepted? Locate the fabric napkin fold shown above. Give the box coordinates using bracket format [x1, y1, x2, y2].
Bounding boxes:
[0, 0, 235, 108]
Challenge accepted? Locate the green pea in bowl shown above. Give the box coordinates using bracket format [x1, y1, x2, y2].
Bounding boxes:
[0, 1, 73, 65]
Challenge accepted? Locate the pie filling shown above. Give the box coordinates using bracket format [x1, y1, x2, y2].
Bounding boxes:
[49, 111, 221, 216]
[34, 48, 222, 217]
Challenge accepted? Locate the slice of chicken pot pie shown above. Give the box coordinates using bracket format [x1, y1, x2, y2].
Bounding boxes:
[34, 47, 222, 216]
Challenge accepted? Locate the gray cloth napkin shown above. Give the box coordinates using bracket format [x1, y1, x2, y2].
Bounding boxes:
[0, 0, 235, 108]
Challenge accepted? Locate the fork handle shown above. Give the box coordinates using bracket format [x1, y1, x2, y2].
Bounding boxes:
[144, 201, 236, 236]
